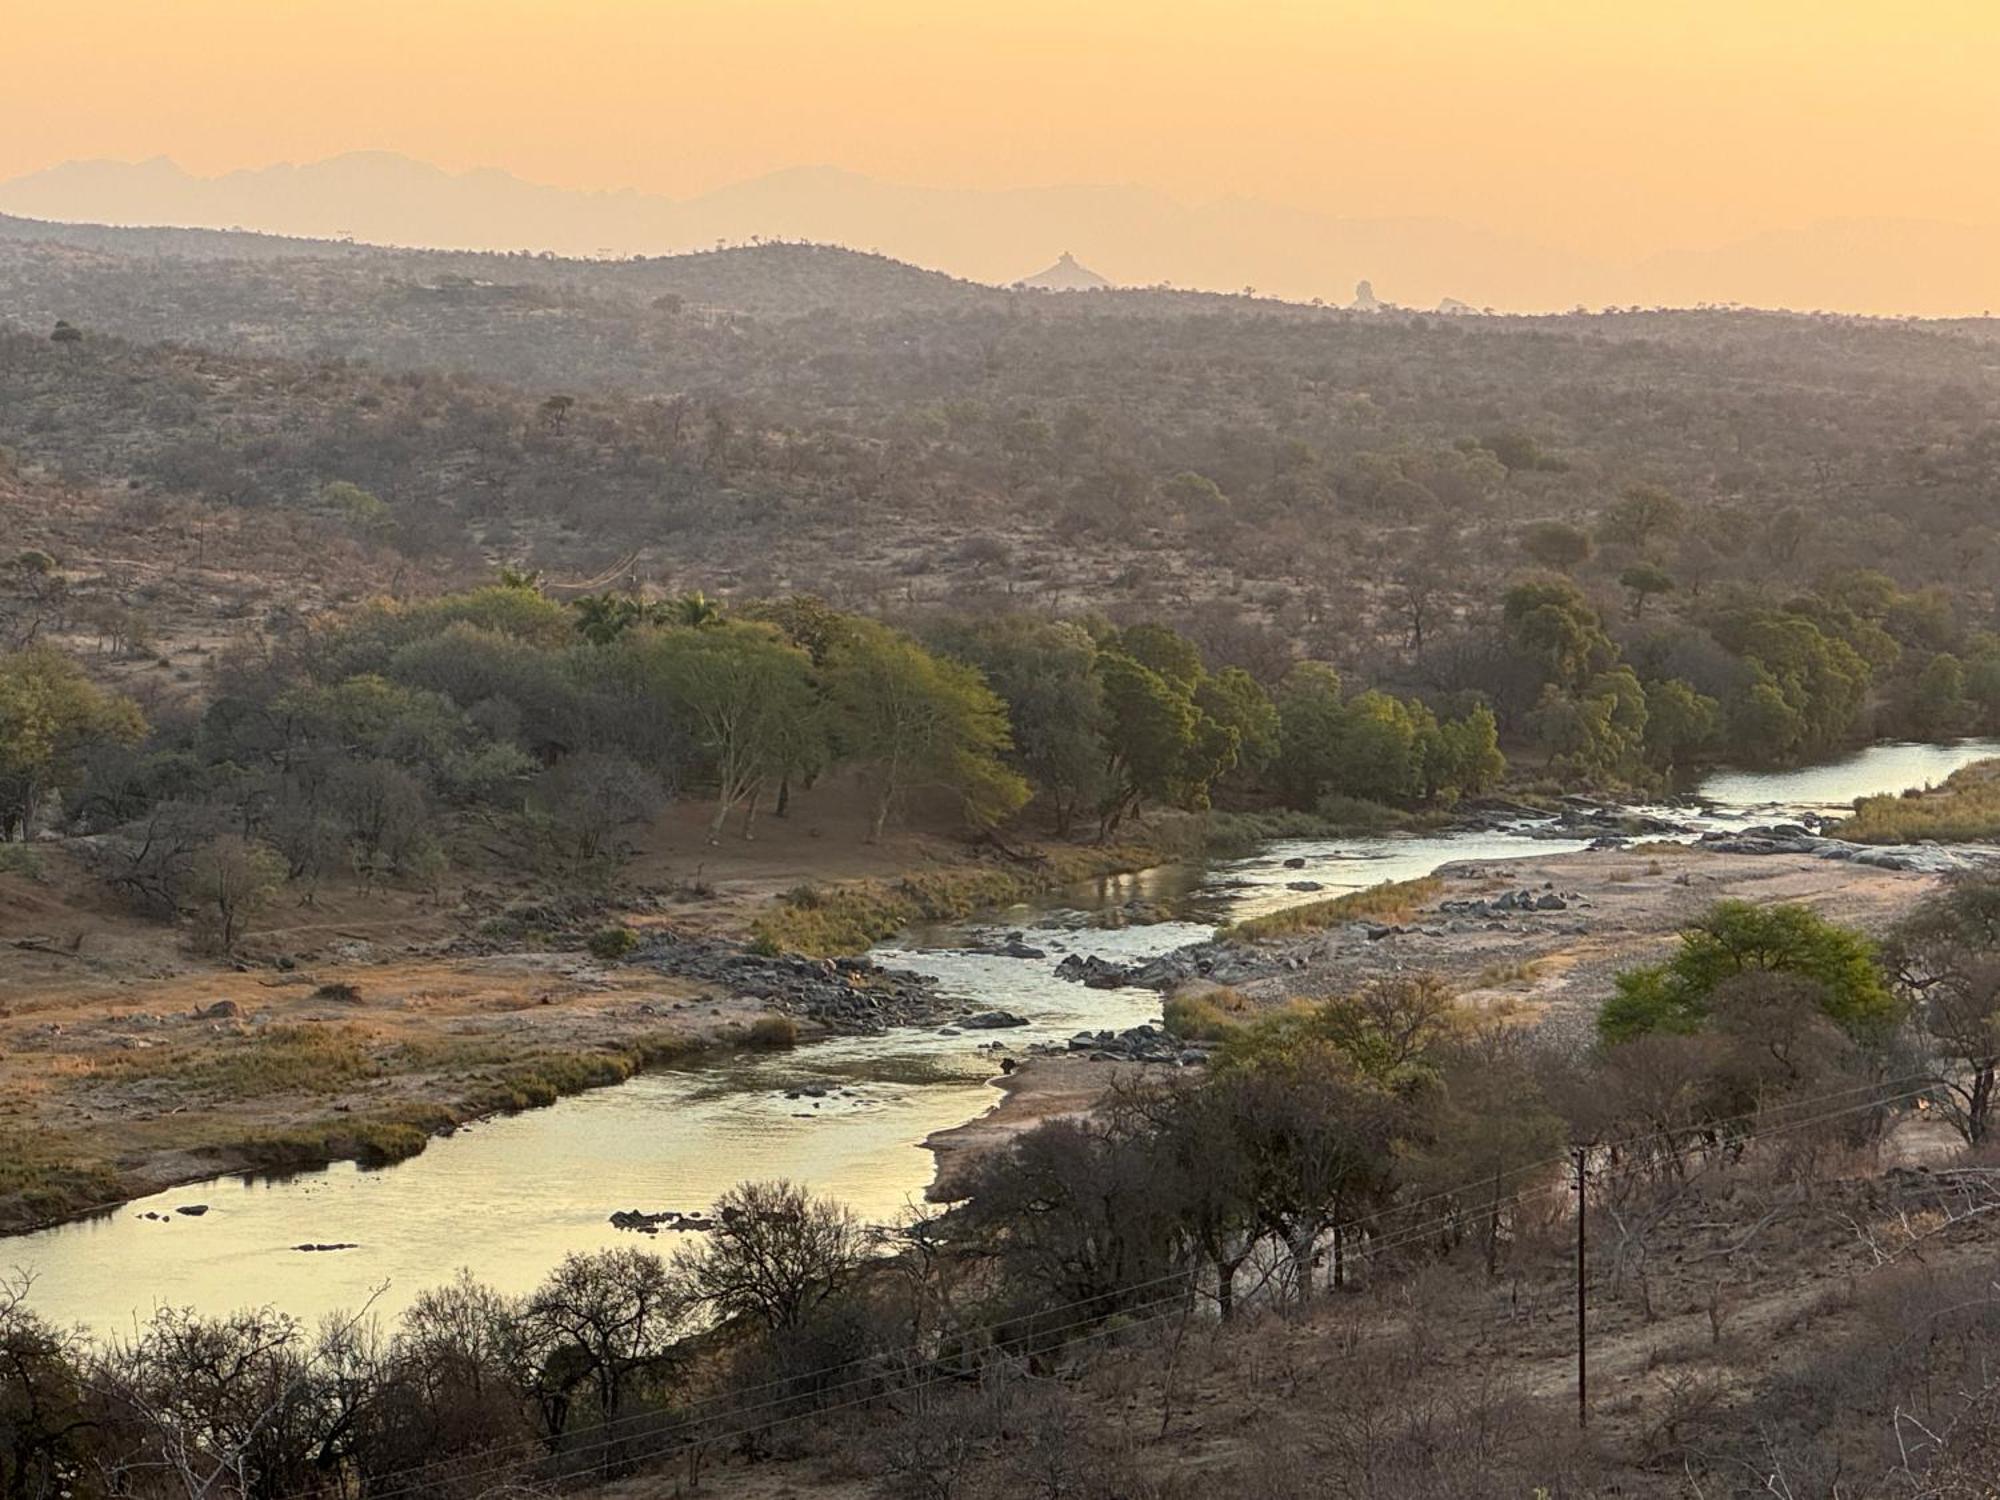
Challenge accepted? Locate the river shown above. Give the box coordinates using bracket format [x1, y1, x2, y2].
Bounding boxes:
[12, 739, 1997, 1334]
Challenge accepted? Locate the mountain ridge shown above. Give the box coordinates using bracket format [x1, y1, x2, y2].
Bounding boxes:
[3, 151, 1997, 314]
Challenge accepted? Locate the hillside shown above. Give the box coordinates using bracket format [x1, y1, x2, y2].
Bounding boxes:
[4, 224, 2000, 738]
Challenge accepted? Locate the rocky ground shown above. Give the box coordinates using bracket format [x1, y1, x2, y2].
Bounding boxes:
[918, 841, 1949, 1196]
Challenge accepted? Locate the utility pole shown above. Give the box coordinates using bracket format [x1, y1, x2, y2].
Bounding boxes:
[1574, 1145, 1588, 1429]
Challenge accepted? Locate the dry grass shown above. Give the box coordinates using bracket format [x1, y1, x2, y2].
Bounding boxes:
[1222, 877, 1443, 941]
[1834, 757, 2000, 843]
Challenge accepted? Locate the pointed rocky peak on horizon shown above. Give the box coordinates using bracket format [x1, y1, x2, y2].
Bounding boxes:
[1016, 250, 1112, 291]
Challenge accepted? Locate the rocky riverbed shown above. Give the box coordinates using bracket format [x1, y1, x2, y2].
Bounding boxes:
[631, 931, 958, 1032]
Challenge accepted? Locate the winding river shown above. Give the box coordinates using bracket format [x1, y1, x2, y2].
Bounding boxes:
[13, 739, 1998, 1334]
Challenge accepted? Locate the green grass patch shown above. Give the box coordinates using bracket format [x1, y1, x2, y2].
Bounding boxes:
[107, 1023, 385, 1097]
[0, 1127, 124, 1224]
[1222, 876, 1444, 941]
[748, 835, 1187, 957]
[1162, 987, 1253, 1041]
[1832, 759, 2000, 844]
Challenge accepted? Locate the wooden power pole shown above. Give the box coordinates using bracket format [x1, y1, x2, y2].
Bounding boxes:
[1574, 1145, 1588, 1429]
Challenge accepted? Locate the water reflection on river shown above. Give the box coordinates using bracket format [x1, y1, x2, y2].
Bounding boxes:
[14, 740, 1999, 1332]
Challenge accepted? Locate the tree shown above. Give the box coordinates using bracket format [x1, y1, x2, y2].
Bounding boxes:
[1600, 901, 1900, 1043]
[1908, 652, 1970, 740]
[517, 1249, 690, 1441]
[1093, 650, 1236, 836]
[680, 1181, 860, 1334]
[668, 591, 722, 629]
[1212, 1048, 1403, 1299]
[530, 751, 663, 877]
[637, 623, 817, 842]
[959, 1116, 1183, 1316]
[824, 622, 1028, 841]
[1887, 874, 2000, 1144]
[1520, 521, 1592, 574]
[929, 617, 1106, 836]
[0, 1273, 92, 1500]
[1618, 562, 1675, 620]
[1721, 612, 1871, 764]
[0, 645, 145, 839]
[1599, 483, 1685, 553]
[1424, 703, 1507, 802]
[1482, 429, 1546, 475]
[186, 835, 286, 954]
[1194, 667, 1278, 777]
[1502, 579, 1613, 690]
[1272, 664, 1347, 807]
[318, 480, 391, 532]
[1641, 677, 1720, 772]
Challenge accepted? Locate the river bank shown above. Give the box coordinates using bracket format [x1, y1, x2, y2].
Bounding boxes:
[11, 740, 1999, 1330]
[911, 840, 1957, 1194]
[0, 791, 1193, 1233]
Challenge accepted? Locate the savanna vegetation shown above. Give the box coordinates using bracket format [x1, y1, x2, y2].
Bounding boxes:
[11, 881, 2000, 1496]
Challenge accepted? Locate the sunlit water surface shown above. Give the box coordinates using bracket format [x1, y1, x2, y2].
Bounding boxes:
[14, 739, 1998, 1332]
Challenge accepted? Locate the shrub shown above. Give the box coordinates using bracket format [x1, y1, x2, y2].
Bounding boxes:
[1162, 988, 1250, 1040]
[747, 1015, 799, 1049]
[587, 925, 641, 962]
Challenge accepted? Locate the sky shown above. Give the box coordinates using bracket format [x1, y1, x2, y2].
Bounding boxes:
[7, 0, 1999, 271]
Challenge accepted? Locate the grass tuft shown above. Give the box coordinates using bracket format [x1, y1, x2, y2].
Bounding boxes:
[1832, 758, 2000, 844]
[1222, 877, 1443, 941]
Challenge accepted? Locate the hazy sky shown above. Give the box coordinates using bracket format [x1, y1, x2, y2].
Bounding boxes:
[9, 0, 1998, 259]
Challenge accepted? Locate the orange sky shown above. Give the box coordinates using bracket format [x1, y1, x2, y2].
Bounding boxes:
[7, 0, 1998, 259]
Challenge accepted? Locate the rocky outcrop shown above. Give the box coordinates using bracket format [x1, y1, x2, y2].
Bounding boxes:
[631, 933, 953, 1033]
[1042, 1023, 1207, 1066]
[1696, 827, 1996, 874]
[1439, 886, 1587, 919]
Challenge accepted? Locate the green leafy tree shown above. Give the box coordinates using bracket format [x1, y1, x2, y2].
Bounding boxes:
[187, 834, 286, 954]
[1503, 579, 1614, 690]
[1617, 562, 1675, 620]
[824, 622, 1028, 841]
[1424, 703, 1507, 801]
[0, 645, 146, 839]
[1095, 651, 1200, 837]
[1530, 667, 1647, 783]
[1641, 677, 1721, 772]
[1719, 611, 1872, 764]
[637, 623, 817, 842]
[929, 617, 1107, 836]
[1907, 652, 1969, 740]
[1272, 664, 1347, 807]
[1600, 901, 1899, 1042]
[1112, 623, 1205, 693]
[1195, 667, 1279, 776]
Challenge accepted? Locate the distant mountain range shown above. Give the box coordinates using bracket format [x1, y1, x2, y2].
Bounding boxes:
[2, 152, 1995, 315]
